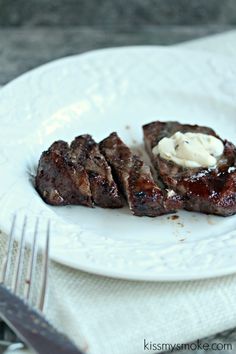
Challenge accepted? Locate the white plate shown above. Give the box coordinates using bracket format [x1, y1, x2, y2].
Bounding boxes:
[0, 46, 236, 281]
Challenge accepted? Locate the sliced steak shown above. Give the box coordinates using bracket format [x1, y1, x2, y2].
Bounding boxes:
[70, 135, 124, 208]
[100, 132, 181, 216]
[35, 140, 93, 206]
[143, 121, 236, 216]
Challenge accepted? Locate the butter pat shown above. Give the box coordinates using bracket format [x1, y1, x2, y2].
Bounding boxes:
[152, 131, 224, 168]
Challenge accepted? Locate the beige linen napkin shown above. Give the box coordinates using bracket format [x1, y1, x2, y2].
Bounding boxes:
[1, 30, 236, 354]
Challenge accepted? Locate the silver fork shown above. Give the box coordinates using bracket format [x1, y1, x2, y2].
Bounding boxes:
[0, 215, 50, 352]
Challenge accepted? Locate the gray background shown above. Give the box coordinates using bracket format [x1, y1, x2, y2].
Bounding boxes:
[0, 1, 236, 353]
[0, 0, 235, 84]
[0, 0, 236, 26]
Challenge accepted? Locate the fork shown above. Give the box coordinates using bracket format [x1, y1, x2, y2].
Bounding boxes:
[0, 215, 50, 352]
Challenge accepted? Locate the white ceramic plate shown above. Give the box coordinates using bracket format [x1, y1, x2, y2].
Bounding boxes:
[0, 46, 236, 281]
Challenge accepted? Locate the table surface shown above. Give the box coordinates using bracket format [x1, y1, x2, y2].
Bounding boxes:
[0, 25, 235, 85]
[0, 25, 236, 354]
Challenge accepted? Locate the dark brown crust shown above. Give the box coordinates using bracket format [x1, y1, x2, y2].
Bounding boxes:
[70, 135, 124, 208]
[100, 132, 181, 216]
[143, 121, 236, 216]
[35, 140, 93, 206]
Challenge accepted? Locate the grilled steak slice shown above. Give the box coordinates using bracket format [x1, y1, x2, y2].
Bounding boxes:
[143, 121, 236, 216]
[70, 135, 124, 208]
[100, 132, 180, 216]
[35, 140, 93, 206]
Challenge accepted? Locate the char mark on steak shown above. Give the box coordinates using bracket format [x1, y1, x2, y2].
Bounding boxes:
[143, 121, 236, 216]
[100, 132, 181, 216]
[35, 140, 93, 206]
[70, 135, 124, 208]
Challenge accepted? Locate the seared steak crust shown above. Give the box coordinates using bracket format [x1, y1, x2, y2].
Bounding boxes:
[100, 132, 180, 216]
[35, 140, 93, 206]
[71, 135, 124, 208]
[143, 121, 236, 216]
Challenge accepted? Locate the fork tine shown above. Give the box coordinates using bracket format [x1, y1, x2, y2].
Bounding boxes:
[38, 219, 50, 311]
[2, 215, 50, 311]
[13, 216, 27, 294]
[1, 214, 17, 284]
[26, 217, 39, 301]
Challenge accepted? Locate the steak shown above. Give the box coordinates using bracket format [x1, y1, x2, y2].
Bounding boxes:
[70, 135, 124, 208]
[143, 121, 236, 216]
[100, 132, 181, 216]
[35, 140, 93, 206]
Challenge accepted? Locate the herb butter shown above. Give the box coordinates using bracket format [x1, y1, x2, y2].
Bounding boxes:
[152, 132, 224, 168]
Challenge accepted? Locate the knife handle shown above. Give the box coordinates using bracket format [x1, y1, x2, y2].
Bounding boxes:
[0, 284, 84, 354]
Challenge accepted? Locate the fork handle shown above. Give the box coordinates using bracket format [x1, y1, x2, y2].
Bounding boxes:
[0, 284, 84, 354]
